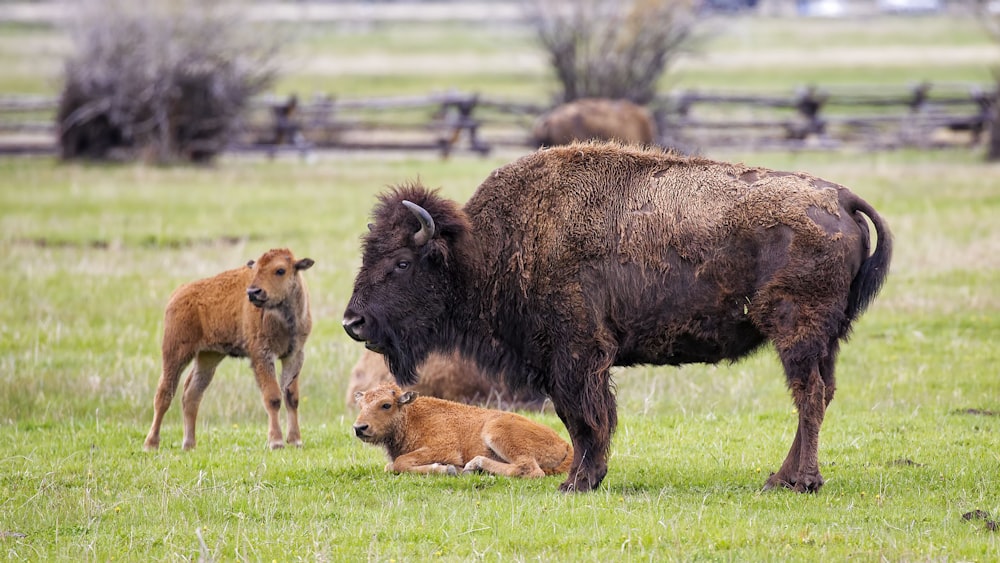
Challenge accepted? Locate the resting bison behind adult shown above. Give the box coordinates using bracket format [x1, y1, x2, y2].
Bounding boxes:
[532, 98, 658, 148]
[343, 141, 892, 493]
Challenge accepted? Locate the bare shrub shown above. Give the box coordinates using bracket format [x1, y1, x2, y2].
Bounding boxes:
[58, 0, 281, 163]
[525, 0, 698, 105]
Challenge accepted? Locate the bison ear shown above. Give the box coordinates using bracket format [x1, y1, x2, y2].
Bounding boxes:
[398, 391, 417, 405]
[246, 260, 255, 268]
[367, 222, 375, 232]
[354, 391, 364, 403]
[295, 258, 315, 271]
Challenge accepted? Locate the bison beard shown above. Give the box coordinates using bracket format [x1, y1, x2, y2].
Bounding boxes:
[343, 141, 892, 493]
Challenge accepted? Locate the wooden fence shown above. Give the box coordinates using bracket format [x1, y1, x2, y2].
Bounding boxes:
[0, 81, 992, 157]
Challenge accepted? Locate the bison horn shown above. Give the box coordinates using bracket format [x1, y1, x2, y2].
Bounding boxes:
[402, 200, 436, 246]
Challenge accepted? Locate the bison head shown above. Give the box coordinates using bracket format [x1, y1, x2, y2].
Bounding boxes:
[351, 382, 417, 444]
[342, 183, 470, 386]
[246, 248, 314, 308]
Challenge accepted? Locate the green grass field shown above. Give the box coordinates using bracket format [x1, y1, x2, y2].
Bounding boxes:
[1, 9, 999, 562]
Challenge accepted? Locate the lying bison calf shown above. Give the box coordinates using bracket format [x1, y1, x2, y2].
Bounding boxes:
[353, 382, 572, 478]
[144, 248, 314, 451]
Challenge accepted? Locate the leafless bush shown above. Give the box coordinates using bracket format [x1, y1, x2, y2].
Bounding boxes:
[58, 0, 281, 163]
[525, 0, 698, 105]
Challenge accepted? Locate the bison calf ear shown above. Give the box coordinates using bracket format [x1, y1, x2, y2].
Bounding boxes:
[398, 391, 417, 405]
[354, 391, 364, 403]
[246, 260, 255, 268]
[295, 258, 315, 271]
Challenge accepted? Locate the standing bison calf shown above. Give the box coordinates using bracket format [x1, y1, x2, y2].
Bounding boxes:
[144, 248, 314, 451]
[343, 141, 892, 493]
[353, 383, 572, 478]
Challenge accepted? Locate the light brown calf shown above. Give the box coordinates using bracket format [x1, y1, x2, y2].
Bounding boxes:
[352, 382, 572, 478]
[143, 248, 314, 451]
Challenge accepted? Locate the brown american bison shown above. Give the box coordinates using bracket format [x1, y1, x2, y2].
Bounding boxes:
[353, 382, 572, 478]
[144, 248, 314, 451]
[346, 348, 548, 411]
[342, 141, 892, 493]
[532, 98, 658, 147]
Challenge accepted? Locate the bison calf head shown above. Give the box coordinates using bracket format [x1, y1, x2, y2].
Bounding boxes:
[343, 184, 470, 385]
[246, 248, 314, 308]
[352, 382, 417, 444]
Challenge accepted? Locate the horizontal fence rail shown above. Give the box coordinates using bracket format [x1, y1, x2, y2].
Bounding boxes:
[0, 82, 992, 157]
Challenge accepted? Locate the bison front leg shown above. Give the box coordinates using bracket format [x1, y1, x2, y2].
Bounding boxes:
[388, 448, 460, 476]
[549, 360, 617, 492]
[279, 349, 305, 447]
[250, 355, 285, 450]
[462, 456, 545, 479]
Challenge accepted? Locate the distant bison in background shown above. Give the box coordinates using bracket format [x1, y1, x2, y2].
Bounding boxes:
[353, 382, 572, 478]
[346, 349, 548, 411]
[532, 98, 658, 147]
[144, 248, 314, 451]
[343, 141, 892, 493]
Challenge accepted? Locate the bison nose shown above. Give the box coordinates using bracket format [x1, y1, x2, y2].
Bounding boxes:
[342, 312, 367, 342]
[247, 286, 266, 306]
[353, 424, 368, 437]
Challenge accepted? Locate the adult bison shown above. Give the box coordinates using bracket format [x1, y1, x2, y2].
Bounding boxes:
[343, 141, 892, 493]
[532, 98, 658, 147]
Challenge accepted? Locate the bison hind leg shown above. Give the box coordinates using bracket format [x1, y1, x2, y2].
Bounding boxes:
[765, 333, 841, 493]
[144, 342, 198, 451]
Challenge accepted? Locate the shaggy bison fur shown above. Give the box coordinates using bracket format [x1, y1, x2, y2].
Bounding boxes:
[343, 141, 892, 493]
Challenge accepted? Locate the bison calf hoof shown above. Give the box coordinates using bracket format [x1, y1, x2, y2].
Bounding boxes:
[143, 441, 159, 452]
[269, 440, 286, 450]
[462, 456, 486, 474]
[446, 465, 459, 477]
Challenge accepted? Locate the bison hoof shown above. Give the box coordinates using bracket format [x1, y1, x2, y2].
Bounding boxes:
[446, 465, 459, 476]
[559, 476, 596, 493]
[763, 471, 824, 493]
[462, 456, 486, 474]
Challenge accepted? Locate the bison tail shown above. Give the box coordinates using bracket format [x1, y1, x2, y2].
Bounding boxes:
[846, 195, 893, 323]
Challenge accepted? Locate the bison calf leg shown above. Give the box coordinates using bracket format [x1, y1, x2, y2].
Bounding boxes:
[180, 352, 224, 451]
[251, 357, 285, 449]
[144, 345, 196, 451]
[462, 455, 545, 478]
[280, 351, 304, 447]
[389, 448, 460, 475]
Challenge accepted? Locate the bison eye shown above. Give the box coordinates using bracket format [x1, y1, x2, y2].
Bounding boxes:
[395, 260, 410, 271]
[276, 268, 286, 276]
[381, 403, 392, 410]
